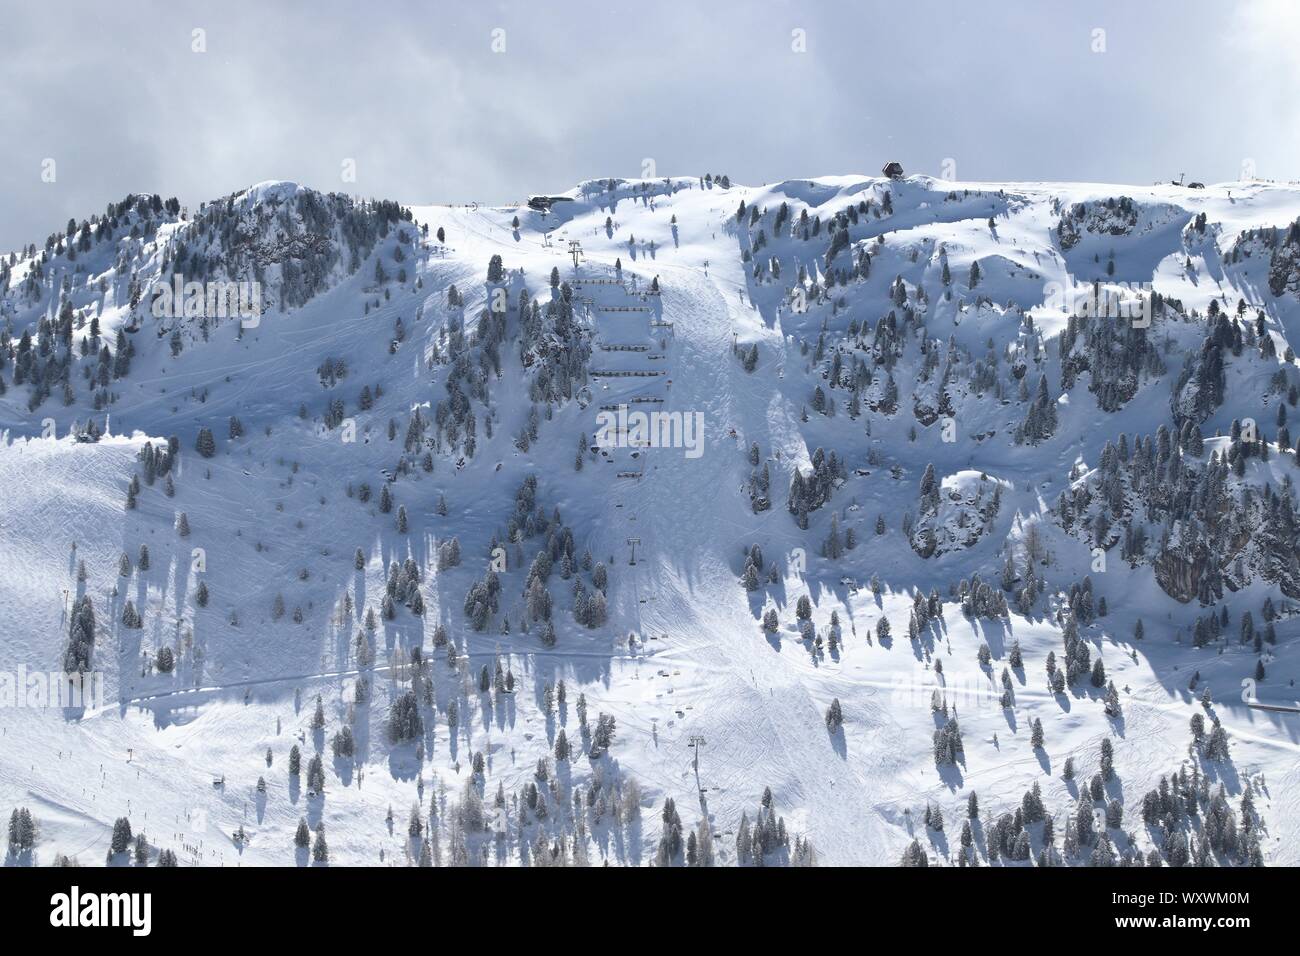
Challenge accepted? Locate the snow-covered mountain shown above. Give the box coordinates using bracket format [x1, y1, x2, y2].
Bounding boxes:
[2, 171, 1299, 867]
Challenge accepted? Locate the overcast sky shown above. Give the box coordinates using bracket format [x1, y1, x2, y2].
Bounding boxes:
[2, 0, 1296, 252]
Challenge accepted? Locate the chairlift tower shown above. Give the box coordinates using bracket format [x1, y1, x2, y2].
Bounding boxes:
[569, 240, 584, 270]
[626, 537, 641, 566]
[688, 735, 706, 789]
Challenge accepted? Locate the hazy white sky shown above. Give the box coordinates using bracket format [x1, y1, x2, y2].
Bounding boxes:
[2, 0, 1296, 251]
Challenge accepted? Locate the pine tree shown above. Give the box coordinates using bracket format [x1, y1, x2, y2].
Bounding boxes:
[1100, 737, 1114, 780]
[121, 600, 143, 628]
[110, 817, 133, 855]
[307, 754, 326, 792]
[825, 698, 843, 729]
[7, 807, 36, 851]
[900, 839, 928, 867]
[1104, 680, 1122, 717]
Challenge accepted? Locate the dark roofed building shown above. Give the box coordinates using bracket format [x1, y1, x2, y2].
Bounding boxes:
[527, 195, 574, 212]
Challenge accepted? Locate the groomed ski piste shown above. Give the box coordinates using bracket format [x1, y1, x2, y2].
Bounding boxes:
[2, 172, 1299, 866]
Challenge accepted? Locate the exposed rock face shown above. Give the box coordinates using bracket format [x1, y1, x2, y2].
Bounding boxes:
[1228, 216, 1300, 298]
[1152, 526, 1284, 605]
[1056, 197, 1140, 250]
[911, 399, 940, 428]
[1269, 239, 1300, 298]
[910, 474, 1003, 559]
[911, 526, 938, 559]
[1153, 548, 1208, 604]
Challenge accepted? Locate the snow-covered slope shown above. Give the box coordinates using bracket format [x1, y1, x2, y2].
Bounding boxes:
[2, 173, 1299, 867]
